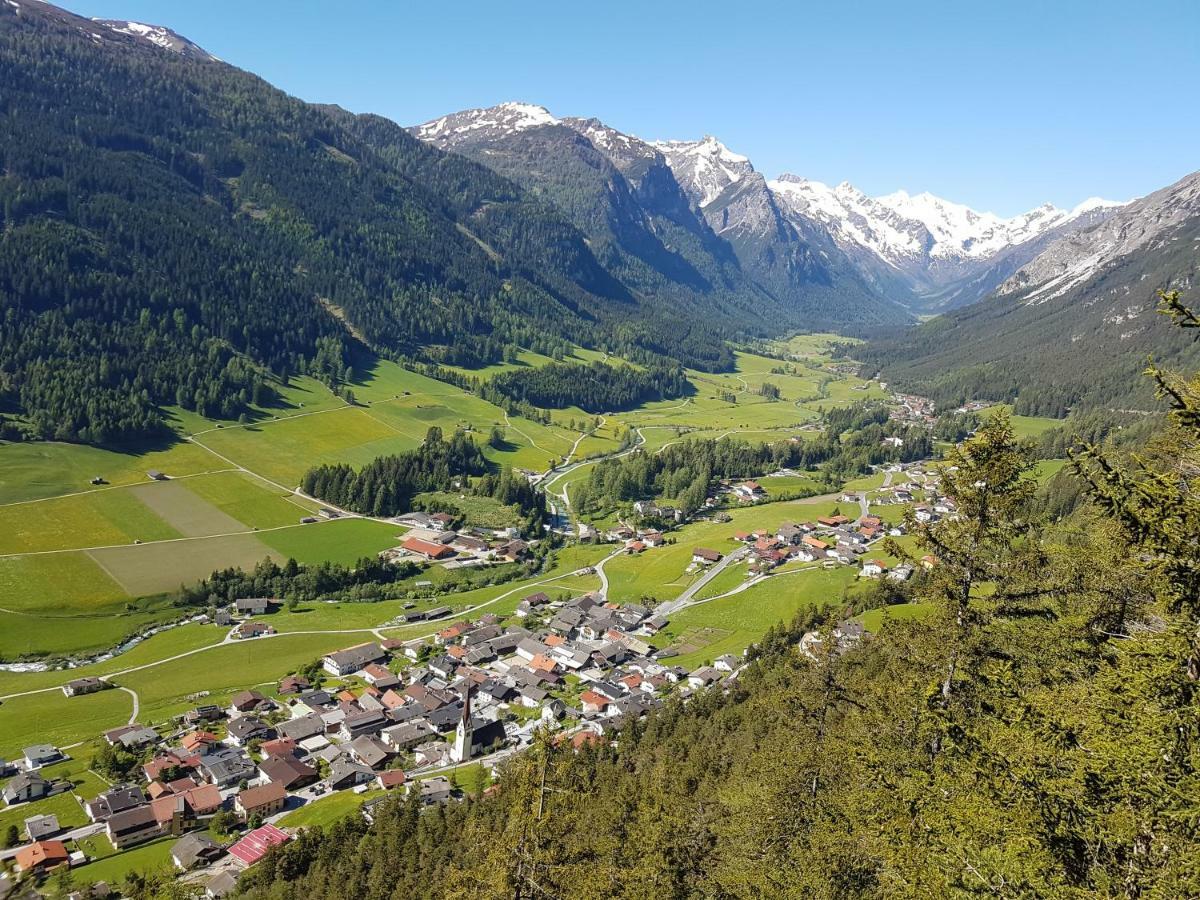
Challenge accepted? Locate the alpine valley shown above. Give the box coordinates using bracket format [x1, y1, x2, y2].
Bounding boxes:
[3, 3, 1200, 900]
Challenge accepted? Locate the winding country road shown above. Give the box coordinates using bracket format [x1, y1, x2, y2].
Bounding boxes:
[655, 546, 750, 617]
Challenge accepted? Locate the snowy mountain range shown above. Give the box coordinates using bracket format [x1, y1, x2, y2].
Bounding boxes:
[414, 102, 1128, 312]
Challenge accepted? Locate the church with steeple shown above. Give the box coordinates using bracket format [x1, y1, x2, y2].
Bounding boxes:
[452, 684, 507, 763]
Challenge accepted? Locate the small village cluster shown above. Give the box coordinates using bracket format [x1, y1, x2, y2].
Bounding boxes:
[1, 587, 745, 896]
[382, 510, 529, 566]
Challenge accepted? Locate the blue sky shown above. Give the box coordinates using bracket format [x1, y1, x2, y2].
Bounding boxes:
[59, 0, 1199, 216]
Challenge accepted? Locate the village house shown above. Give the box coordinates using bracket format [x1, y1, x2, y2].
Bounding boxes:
[229, 690, 271, 716]
[106, 805, 163, 849]
[376, 769, 408, 791]
[226, 717, 271, 747]
[236, 781, 287, 821]
[62, 676, 107, 697]
[233, 598, 273, 616]
[233, 620, 275, 640]
[323, 642, 387, 677]
[227, 823, 290, 868]
[200, 748, 257, 788]
[861, 560, 888, 578]
[328, 758, 376, 791]
[3, 772, 50, 805]
[733, 481, 766, 500]
[692, 548, 722, 566]
[401, 535, 455, 561]
[258, 754, 318, 790]
[171, 832, 224, 871]
[23, 744, 64, 769]
[13, 839, 69, 876]
[86, 785, 147, 822]
[349, 735, 393, 770]
[181, 731, 220, 756]
[339, 709, 389, 741]
[277, 674, 310, 695]
[24, 814, 60, 841]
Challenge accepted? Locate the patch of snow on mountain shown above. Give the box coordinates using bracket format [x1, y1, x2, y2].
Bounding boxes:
[92, 18, 219, 60]
[414, 102, 560, 144]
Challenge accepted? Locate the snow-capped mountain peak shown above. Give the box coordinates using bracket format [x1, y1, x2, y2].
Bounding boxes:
[93, 19, 219, 61]
[413, 102, 560, 146]
[650, 136, 755, 207]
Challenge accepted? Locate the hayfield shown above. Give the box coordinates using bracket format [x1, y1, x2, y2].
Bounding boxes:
[178, 470, 311, 529]
[192, 407, 417, 488]
[0, 687, 134, 759]
[0, 487, 181, 554]
[126, 479, 245, 537]
[0, 439, 225, 505]
[259, 518, 404, 565]
[86, 532, 280, 596]
[654, 565, 859, 667]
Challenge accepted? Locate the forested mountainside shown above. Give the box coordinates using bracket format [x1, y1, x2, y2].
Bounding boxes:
[412, 105, 908, 333]
[0, 3, 781, 446]
[856, 171, 1200, 415]
[215, 313, 1200, 899]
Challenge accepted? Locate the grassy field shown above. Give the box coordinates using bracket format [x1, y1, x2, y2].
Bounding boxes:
[0, 487, 182, 555]
[280, 788, 386, 828]
[70, 835, 175, 884]
[978, 404, 1063, 439]
[655, 566, 861, 667]
[86, 532, 279, 597]
[604, 499, 851, 604]
[259, 518, 404, 566]
[0, 688, 134, 759]
[0, 439, 225, 505]
[173, 471, 310, 530]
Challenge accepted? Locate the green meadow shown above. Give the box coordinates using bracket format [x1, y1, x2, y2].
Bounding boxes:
[654, 566, 862, 667]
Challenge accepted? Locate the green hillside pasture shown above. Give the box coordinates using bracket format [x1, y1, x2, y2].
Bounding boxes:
[654, 566, 858, 667]
[694, 561, 750, 600]
[0, 439, 226, 505]
[115, 632, 385, 722]
[86, 532, 280, 597]
[0, 687, 134, 760]
[178, 470, 311, 530]
[441, 347, 557, 381]
[280, 788, 387, 827]
[759, 474, 825, 500]
[0, 624, 225, 698]
[0, 488, 182, 555]
[1034, 458, 1068, 482]
[192, 407, 419, 488]
[604, 499, 850, 604]
[259, 518, 404, 565]
[781, 333, 856, 360]
[978, 404, 1063, 439]
[125, 479, 245, 537]
[166, 374, 350, 437]
[0, 552, 186, 659]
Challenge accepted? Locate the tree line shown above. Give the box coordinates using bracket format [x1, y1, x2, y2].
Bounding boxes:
[300, 427, 488, 517]
[482, 360, 692, 414]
